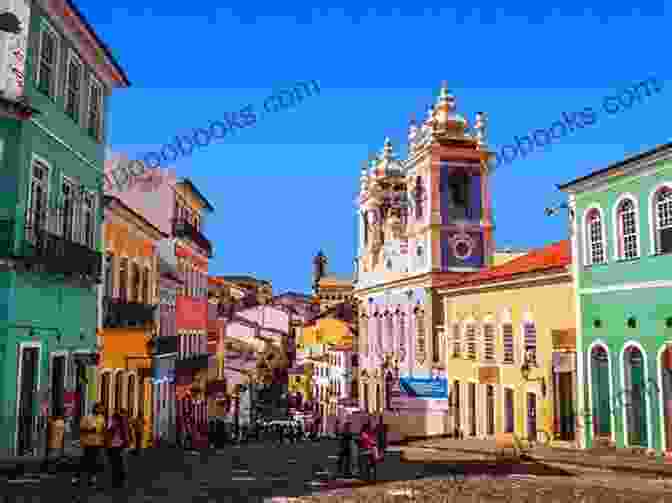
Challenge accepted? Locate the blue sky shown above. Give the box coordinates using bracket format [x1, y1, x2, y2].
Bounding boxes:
[86, 3, 671, 294]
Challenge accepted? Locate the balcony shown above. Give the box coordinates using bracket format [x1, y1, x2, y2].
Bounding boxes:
[176, 353, 210, 371]
[103, 296, 156, 329]
[172, 219, 213, 257]
[0, 219, 102, 281]
[152, 335, 178, 355]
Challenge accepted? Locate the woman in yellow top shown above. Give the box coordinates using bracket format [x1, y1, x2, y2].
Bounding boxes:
[73, 403, 106, 488]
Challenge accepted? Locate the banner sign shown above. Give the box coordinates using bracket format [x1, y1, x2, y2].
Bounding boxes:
[399, 377, 448, 399]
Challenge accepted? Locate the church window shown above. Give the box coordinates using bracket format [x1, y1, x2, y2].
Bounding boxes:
[585, 208, 605, 265]
[654, 186, 672, 254]
[615, 197, 639, 260]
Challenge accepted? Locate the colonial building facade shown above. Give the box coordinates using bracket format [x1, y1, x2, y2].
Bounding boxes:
[0, 0, 129, 455]
[354, 83, 495, 438]
[437, 241, 576, 446]
[559, 141, 672, 454]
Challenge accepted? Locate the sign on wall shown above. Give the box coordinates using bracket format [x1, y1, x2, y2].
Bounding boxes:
[398, 377, 448, 399]
[0, 0, 29, 100]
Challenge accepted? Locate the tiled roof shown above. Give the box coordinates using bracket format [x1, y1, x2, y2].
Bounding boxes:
[437, 240, 570, 289]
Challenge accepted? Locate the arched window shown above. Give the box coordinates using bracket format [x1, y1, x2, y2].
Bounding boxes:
[615, 198, 639, 260]
[452, 323, 461, 357]
[483, 324, 495, 361]
[127, 374, 136, 416]
[523, 323, 537, 365]
[585, 208, 605, 265]
[653, 187, 672, 254]
[100, 371, 111, 414]
[114, 372, 124, 411]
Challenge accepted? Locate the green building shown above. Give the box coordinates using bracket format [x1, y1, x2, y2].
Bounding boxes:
[0, 1, 129, 455]
[559, 141, 672, 455]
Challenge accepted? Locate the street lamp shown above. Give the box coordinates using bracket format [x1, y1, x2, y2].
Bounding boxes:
[520, 351, 546, 397]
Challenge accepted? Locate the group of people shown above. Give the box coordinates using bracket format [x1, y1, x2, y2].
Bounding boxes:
[336, 420, 387, 481]
[72, 402, 146, 490]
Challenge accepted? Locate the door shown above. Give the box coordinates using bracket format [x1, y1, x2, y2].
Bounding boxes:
[527, 392, 537, 442]
[73, 360, 87, 439]
[453, 380, 460, 433]
[557, 372, 575, 441]
[486, 385, 495, 436]
[17, 347, 40, 455]
[504, 388, 514, 433]
[50, 355, 66, 417]
[468, 382, 476, 436]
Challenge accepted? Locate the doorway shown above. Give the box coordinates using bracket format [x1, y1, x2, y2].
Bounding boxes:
[504, 388, 514, 433]
[73, 359, 88, 439]
[624, 346, 647, 446]
[556, 371, 575, 441]
[590, 345, 611, 437]
[468, 382, 476, 436]
[486, 385, 495, 436]
[453, 380, 460, 435]
[51, 355, 66, 417]
[662, 347, 672, 451]
[17, 346, 40, 455]
[527, 392, 537, 443]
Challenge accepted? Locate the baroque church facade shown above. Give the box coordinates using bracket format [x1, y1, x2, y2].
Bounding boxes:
[353, 83, 495, 437]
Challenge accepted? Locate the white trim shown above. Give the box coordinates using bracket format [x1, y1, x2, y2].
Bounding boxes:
[27, 154, 52, 232]
[36, 20, 60, 99]
[30, 119, 100, 172]
[619, 341, 652, 448]
[580, 279, 672, 295]
[582, 204, 607, 266]
[15, 341, 42, 452]
[648, 182, 672, 256]
[586, 340, 615, 443]
[611, 193, 641, 261]
[64, 49, 84, 122]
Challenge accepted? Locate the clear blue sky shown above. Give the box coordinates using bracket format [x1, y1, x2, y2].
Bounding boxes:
[86, 3, 671, 294]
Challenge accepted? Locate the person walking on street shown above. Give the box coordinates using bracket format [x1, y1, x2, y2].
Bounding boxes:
[358, 423, 379, 481]
[337, 422, 354, 477]
[106, 408, 130, 489]
[72, 403, 105, 488]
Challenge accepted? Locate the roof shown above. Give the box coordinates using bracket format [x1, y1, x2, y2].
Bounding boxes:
[177, 178, 214, 212]
[103, 195, 166, 238]
[218, 275, 271, 285]
[274, 292, 314, 300]
[436, 240, 571, 289]
[66, 0, 130, 87]
[557, 141, 672, 191]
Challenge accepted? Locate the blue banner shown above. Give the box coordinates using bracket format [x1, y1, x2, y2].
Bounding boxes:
[399, 377, 448, 399]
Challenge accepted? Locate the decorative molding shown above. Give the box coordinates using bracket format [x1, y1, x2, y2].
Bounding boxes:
[580, 279, 672, 295]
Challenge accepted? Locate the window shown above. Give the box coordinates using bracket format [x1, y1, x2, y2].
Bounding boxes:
[654, 187, 672, 254]
[60, 179, 76, 241]
[486, 385, 495, 435]
[131, 262, 141, 303]
[37, 26, 58, 98]
[483, 324, 495, 361]
[65, 53, 82, 121]
[452, 324, 461, 357]
[523, 323, 537, 365]
[104, 253, 114, 298]
[100, 372, 111, 413]
[586, 208, 605, 265]
[144, 266, 151, 304]
[114, 373, 123, 411]
[127, 374, 136, 417]
[119, 258, 128, 301]
[82, 192, 95, 248]
[27, 159, 50, 241]
[466, 324, 476, 359]
[432, 326, 440, 363]
[88, 78, 103, 141]
[502, 324, 514, 363]
[616, 198, 638, 260]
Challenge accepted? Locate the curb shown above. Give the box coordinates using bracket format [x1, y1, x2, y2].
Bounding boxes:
[399, 446, 672, 478]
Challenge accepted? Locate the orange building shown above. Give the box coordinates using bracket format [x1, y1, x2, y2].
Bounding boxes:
[98, 195, 164, 446]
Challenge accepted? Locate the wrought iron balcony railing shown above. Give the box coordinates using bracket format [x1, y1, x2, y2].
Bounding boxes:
[151, 335, 179, 355]
[176, 353, 210, 370]
[171, 219, 213, 257]
[0, 219, 101, 281]
[103, 296, 156, 328]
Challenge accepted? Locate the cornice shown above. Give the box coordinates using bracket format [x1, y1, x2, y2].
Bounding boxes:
[438, 269, 572, 296]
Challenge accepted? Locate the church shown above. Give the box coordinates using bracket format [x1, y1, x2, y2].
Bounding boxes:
[353, 82, 495, 438]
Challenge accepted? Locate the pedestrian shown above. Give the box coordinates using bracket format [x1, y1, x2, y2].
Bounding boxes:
[72, 403, 105, 488]
[358, 422, 377, 481]
[105, 407, 130, 489]
[337, 422, 353, 477]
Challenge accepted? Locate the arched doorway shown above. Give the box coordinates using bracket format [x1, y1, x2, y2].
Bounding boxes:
[590, 345, 611, 438]
[661, 346, 672, 451]
[623, 345, 647, 446]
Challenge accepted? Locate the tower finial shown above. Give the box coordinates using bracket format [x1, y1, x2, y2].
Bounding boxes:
[382, 137, 393, 159]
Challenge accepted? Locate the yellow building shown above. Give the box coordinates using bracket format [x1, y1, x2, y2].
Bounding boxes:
[288, 362, 314, 401]
[437, 240, 577, 447]
[98, 195, 163, 445]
